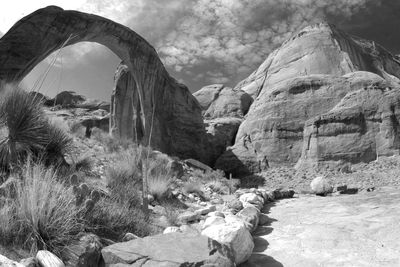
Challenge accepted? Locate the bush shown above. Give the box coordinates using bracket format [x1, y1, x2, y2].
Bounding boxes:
[105, 146, 154, 208]
[0, 86, 72, 170]
[146, 156, 174, 200]
[70, 155, 94, 174]
[91, 128, 132, 153]
[85, 197, 152, 240]
[0, 162, 84, 256]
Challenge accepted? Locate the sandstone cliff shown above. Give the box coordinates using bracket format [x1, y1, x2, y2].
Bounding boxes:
[0, 6, 209, 162]
[216, 23, 400, 175]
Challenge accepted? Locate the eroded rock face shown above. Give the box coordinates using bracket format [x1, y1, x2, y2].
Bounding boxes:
[193, 84, 252, 164]
[0, 6, 209, 163]
[193, 84, 253, 119]
[298, 84, 400, 170]
[216, 23, 400, 175]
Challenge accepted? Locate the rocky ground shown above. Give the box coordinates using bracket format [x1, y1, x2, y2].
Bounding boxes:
[244, 186, 400, 267]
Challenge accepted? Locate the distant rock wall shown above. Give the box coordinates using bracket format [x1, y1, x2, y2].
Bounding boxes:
[0, 6, 210, 162]
[216, 23, 400, 176]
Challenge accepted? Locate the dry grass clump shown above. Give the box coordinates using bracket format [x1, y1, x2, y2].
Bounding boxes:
[91, 128, 132, 153]
[0, 162, 83, 256]
[85, 197, 152, 240]
[0, 86, 72, 170]
[106, 146, 175, 202]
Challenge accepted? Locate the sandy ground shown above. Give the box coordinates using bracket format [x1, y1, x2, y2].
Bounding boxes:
[243, 187, 400, 267]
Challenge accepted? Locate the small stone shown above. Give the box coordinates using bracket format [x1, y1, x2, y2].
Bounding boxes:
[210, 198, 224, 204]
[208, 211, 225, 218]
[199, 201, 207, 206]
[195, 205, 216, 216]
[163, 226, 181, 234]
[122, 233, 139, 242]
[178, 211, 200, 223]
[36, 250, 65, 267]
[310, 176, 333, 196]
[147, 194, 155, 202]
[19, 257, 37, 267]
[336, 185, 348, 192]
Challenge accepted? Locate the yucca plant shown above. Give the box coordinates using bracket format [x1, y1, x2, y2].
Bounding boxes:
[0, 86, 72, 170]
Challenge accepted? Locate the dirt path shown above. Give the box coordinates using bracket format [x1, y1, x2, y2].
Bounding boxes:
[243, 187, 400, 267]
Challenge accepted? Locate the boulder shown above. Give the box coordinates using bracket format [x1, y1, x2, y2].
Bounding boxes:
[178, 211, 200, 224]
[65, 233, 102, 267]
[202, 216, 226, 230]
[36, 251, 65, 267]
[166, 160, 184, 179]
[237, 205, 260, 233]
[216, 22, 400, 176]
[0, 254, 24, 267]
[101, 232, 235, 266]
[201, 219, 254, 264]
[273, 189, 296, 199]
[184, 159, 213, 173]
[205, 117, 243, 163]
[239, 193, 264, 210]
[122, 233, 139, 242]
[0, 6, 210, 164]
[310, 176, 333, 196]
[195, 205, 216, 216]
[193, 84, 253, 119]
[53, 91, 86, 107]
[226, 198, 244, 214]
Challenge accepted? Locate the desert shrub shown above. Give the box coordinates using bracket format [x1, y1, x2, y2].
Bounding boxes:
[0, 86, 72, 170]
[69, 122, 86, 138]
[106, 146, 148, 206]
[92, 128, 132, 153]
[85, 197, 152, 240]
[0, 162, 84, 256]
[206, 179, 232, 194]
[70, 155, 94, 174]
[146, 157, 174, 200]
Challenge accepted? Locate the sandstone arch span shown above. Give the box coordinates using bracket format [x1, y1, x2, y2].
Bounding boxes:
[0, 6, 209, 161]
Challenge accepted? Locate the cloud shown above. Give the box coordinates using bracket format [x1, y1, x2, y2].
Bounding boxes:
[156, 0, 382, 87]
[10, 0, 398, 94]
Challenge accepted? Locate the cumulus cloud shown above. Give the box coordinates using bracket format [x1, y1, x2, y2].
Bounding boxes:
[155, 0, 382, 87]
[13, 0, 396, 94]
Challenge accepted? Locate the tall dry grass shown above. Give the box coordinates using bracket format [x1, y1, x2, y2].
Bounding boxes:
[0, 161, 83, 256]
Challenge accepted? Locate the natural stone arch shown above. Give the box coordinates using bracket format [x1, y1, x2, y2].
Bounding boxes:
[0, 6, 209, 162]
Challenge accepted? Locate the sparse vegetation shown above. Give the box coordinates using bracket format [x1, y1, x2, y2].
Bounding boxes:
[0, 162, 84, 256]
[91, 128, 132, 152]
[0, 86, 72, 171]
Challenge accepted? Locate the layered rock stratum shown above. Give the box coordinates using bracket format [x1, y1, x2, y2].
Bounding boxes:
[216, 22, 400, 175]
[0, 6, 209, 163]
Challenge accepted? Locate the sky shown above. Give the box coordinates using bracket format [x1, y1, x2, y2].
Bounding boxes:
[0, 0, 399, 101]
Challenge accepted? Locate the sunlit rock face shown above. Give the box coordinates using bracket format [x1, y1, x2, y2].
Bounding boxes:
[0, 6, 210, 162]
[216, 23, 400, 176]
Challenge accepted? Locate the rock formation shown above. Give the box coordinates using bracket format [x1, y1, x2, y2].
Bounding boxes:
[193, 84, 252, 164]
[0, 6, 209, 162]
[193, 84, 253, 119]
[216, 22, 400, 175]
